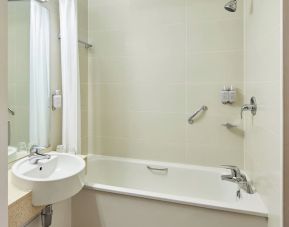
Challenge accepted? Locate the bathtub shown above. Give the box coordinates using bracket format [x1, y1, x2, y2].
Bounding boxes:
[72, 155, 268, 227]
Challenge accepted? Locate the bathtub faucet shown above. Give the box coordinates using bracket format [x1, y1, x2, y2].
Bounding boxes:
[221, 165, 255, 194]
[240, 97, 257, 119]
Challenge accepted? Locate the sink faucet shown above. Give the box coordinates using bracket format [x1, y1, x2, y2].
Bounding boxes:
[221, 165, 255, 194]
[29, 145, 51, 164]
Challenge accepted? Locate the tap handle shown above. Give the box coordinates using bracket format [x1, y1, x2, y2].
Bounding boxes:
[220, 165, 241, 177]
[29, 145, 46, 155]
[241, 105, 249, 119]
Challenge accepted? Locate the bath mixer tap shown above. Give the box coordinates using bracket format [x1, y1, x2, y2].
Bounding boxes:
[221, 165, 255, 194]
[29, 145, 50, 164]
[241, 97, 257, 119]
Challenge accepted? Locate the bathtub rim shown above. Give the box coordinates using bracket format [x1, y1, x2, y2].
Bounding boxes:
[85, 154, 268, 218]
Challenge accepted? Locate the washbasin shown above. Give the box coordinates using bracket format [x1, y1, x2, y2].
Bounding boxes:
[12, 152, 85, 206]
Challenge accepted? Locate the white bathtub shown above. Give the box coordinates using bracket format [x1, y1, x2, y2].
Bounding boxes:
[72, 155, 268, 227]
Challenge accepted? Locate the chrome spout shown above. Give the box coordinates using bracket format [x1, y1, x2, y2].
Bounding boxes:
[29, 145, 50, 164]
[220, 165, 255, 194]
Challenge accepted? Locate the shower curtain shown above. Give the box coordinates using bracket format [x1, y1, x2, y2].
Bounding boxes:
[29, 0, 50, 147]
[59, 0, 81, 154]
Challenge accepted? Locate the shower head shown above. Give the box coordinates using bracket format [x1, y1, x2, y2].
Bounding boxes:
[224, 0, 237, 12]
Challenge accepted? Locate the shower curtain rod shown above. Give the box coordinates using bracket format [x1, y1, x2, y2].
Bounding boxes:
[77, 39, 93, 49]
[8, 0, 93, 49]
[8, 0, 48, 3]
[58, 35, 93, 49]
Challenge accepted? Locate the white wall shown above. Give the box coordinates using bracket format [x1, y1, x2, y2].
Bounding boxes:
[86, 0, 244, 167]
[0, 0, 8, 225]
[244, 0, 283, 227]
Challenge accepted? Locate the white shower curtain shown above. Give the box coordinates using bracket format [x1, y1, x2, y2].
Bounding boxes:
[29, 0, 50, 147]
[59, 0, 81, 154]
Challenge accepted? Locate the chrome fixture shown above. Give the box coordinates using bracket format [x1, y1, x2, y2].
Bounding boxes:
[8, 0, 49, 3]
[221, 123, 237, 129]
[224, 0, 237, 12]
[221, 165, 255, 194]
[29, 145, 50, 164]
[188, 105, 208, 124]
[41, 205, 53, 227]
[58, 34, 93, 49]
[147, 166, 168, 172]
[220, 85, 236, 104]
[241, 96, 257, 119]
[8, 108, 15, 116]
[78, 40, 93, 49]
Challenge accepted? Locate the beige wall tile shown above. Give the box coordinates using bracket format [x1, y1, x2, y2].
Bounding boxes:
[244, 0, 283, 226]
[186, 0, 243, 21]
[79, 0, 89, 154]
[87, 0, 244, 167]
[187, 19, 243, 53]
[187, 51, 243, 84]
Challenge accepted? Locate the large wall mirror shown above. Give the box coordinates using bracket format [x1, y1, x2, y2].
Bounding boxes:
[8, 0, 51, 163]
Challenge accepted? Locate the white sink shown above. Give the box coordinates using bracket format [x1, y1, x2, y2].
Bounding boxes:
[12, 152, 85, 206]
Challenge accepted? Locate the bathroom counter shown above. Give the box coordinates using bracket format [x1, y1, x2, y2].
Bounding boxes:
[8, 170, 44, 227]
[8, 170, 31, 206]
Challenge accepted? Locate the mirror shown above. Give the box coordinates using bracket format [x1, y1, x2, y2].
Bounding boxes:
[8, 0, 51, 163]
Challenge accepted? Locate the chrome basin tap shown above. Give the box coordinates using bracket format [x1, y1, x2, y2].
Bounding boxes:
[221, 165, 255, 194]
[29, 145, 50, 164]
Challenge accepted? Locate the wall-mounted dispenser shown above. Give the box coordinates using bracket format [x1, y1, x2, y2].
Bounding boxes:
[52, 90, 62, 111]
[220, 85, 236, 104]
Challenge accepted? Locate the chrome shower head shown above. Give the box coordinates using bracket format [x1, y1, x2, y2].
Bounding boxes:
[224, 0, 237, 12]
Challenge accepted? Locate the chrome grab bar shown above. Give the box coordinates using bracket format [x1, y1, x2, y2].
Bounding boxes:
[8, 108, 15, 115]
[188, 105, 208, 124]
[147, 166, 168, 172]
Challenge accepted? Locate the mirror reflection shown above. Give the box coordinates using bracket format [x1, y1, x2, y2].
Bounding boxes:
[8, 0, 51, 163]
